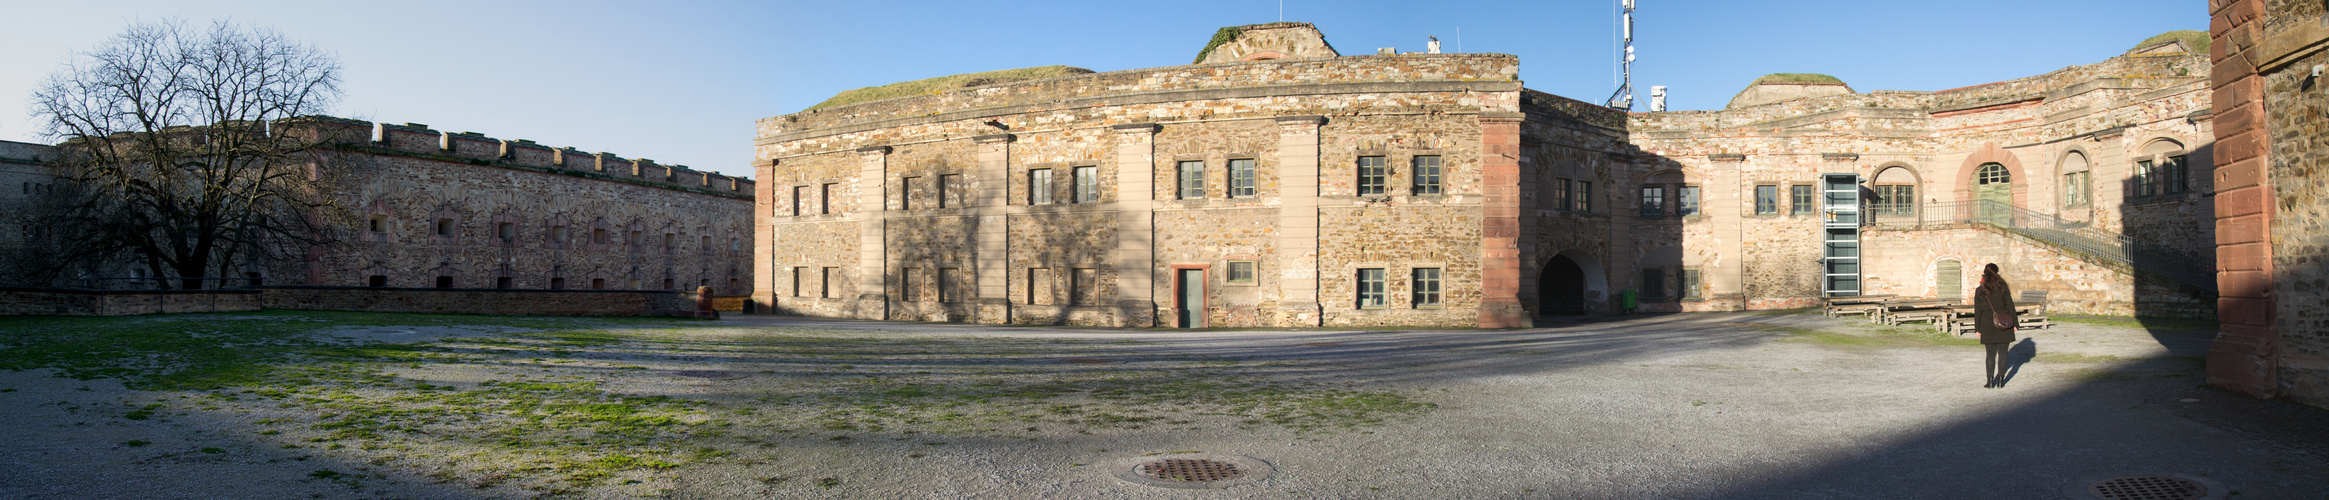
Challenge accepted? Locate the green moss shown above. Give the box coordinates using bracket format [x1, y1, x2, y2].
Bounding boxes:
[1194, 26, 1246, 64]
[2134, 30, 2209, 54]
[805, 65, 1096, 111]
[1750, 73, 1846, 85]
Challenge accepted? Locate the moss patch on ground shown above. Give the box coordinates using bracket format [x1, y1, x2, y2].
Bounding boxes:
[805, 65, 1095, 111]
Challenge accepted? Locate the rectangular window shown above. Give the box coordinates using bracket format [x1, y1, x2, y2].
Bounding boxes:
[899, 176, 917, 210]
[1791, 185, 1816, 214]
[1226, 261, 1256, 284]
[2064, 171, 2089, 207]
[549, 277, 565, 290]
[2134, 160, 2156, 197]
[821, 183, 838, 214]
[664, 278, 675, 290]
[1356, 268, 1387, 308]
[1554, 178, 1572, 211]
[939, 268, 962, 302]
[1755, 185, 1778, 215]
[1356, 156, 1387, 195]
[662, 233, 674, 252]
[1576, 181, 1593, 212]
[1028, 268, 1053, 305]
[2164, 155, 2188, 194]
[1412, 268, 1442, 307]
[1176, 161, 1204, 199]
[1677, 186, 1700, 216]
[435, 218, 454, 236]
[1411, 155, 1442, 195]
[1641, 268, 1666, 301]
[496, 276, 513, 289]
[1228, 159, 1255, 198]
[1640, 185, 1665, 217]
[792, 267, 806, 297]
[498, 222, 516, 242]
[591, 278, 606, 290]
[1072, 166, 1098, 203]
[1071, 268, 1097, 306]
[900, 268, 920, 302]
[592, 228, 608, 245]
[1682, 269, 1702, 299]
[1030, 169, 1054, 204]
[821, 267, 838, 298]
[369, 275, 388, 287]
[939, 174, 962, 208]
[792, 186, 808, 216]
[550, 225, 568, 244]
[1872, 185, 1915, 216]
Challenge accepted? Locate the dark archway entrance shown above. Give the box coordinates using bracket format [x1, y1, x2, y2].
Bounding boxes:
[1541, 255, 1587, 315]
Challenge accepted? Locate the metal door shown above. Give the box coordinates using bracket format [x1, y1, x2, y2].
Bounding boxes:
[1175, 269, 1205, 328]
[1936, 260, 1963, 300]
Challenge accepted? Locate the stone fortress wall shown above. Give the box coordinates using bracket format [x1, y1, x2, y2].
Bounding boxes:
[756, 23, 1592, 328]
[2210, 0, 2329, 408]
[1621, 44, 2219, 317]
[276, 117, 757, 294]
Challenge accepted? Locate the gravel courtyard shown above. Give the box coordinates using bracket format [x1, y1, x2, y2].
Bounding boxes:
[2, 310, 2324, 499]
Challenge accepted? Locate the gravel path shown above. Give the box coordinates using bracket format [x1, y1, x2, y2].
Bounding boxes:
[2, 311, 2323, 499]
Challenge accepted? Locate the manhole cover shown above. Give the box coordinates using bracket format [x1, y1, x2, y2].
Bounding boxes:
[1061, 358, 1113, 364]
[1301, 342, 1342, 347]
[2064, 473, 2225, 500]
[1111, 454, 1271, 489]
[673, 370, 748, 380]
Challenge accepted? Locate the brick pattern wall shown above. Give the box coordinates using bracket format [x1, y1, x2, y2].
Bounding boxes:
[2210, 0, 2283, 400]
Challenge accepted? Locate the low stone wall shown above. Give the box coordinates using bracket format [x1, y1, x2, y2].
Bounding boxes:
[258, 287, 696, 317]
[0, 288, 262, 316]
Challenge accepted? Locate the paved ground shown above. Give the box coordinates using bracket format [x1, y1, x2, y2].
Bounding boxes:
[2, 310, 2324, 499]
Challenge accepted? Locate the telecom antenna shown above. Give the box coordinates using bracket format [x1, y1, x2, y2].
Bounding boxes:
[1605, 0, 1636, 110]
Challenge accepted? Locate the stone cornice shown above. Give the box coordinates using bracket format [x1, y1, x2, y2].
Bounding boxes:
[758, 80, 1523, 145]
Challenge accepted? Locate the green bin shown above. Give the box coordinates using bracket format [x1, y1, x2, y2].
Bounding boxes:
[1619, 289, 1638, 313]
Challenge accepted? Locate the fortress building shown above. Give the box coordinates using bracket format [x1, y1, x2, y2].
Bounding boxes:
[753, 22, 2217, 329]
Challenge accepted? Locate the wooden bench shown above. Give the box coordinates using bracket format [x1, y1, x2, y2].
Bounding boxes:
[1823, 295, 1893, 319]
[1879, 298, 1959, 326]
[2017, 290, 2050, 330]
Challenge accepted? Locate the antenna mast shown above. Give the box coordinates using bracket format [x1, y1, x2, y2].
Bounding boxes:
[1605, 0, 1636, 110]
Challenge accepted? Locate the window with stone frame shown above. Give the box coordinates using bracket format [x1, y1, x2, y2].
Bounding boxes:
[940, 174, 963, 208]
[1677, 186, 1700, 216]
[1871, 185, 1915, 216]
[899, 176, 918, 210]
[1575, 180, 1593, 212]
[662, 232, 674, 253]
[1640, 185, 1665, 217]
[1227, 159, 1255, 198]
[550, 277, 566, 290]
[1411, 155, 1442, 195]
[900, 268, 920, 302]
[2162, 155, 2188, 194]
[1028, 268, 1054, 305]
[1754, 185, 1779, 215]
[1682, 268, 1702, 300]
[550, 224, 569, 246]
[1030, 168, 1054, 205]
[1225, 261, 1256, 284]
[498, 222, 517, 244]
[434, 218, 455, 237]
[1554, 178, 1573, 211]
[1791, 184, 1815, 214]
[1070, 268, 1097, 305]
[1176, 161, 1204, 199]
[821, 267, 839, 298]
[1641, 267, 1666, 301]
[1356, 268, 1387, 308]
[1356, 156, 1387, 195]
[2133, 160, 2157, 198]
[792, 267, 807, 297]
[369, 214, 387, 233]
[939, 268, 962, 302]
[2064, 171, 2090, 207]
[1412, 268, 1442, 307]
[820, 183, 838, 214]
[792, 186, 809, 215]
[1072, 166, 1098, 203]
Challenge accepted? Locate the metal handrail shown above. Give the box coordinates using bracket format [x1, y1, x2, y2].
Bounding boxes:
[1867, 200, 2215, 291]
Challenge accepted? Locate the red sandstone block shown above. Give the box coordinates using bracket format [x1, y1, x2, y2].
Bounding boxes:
[2214, 127, 2264, 164]
[2215, 186, 2265, 218]
[2219, 269, 2274, 297]
[2216, 213, 2267, 246]
[2217, 242, 2271, 270]
[2219, 296, 2274, 321]
[2220, 322, 2279, 340]
[2216, 157, 2266, 189]
[2212, 54, 2257, 89]
[2212, 104, 2261, 139]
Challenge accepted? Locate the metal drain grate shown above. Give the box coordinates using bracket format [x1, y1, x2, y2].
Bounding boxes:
[2088, 476, 2205, 500]
[673, 370, 748, 380]
[1061, 358, 1113, 364]
[1138, 459, 1242, 482]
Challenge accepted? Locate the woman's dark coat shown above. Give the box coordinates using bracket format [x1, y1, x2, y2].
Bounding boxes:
[1972, 279, 2016, 345]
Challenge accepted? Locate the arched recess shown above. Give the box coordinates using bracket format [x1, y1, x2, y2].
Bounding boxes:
[1934, 259, 1964, 300]
[1952, 143, 2026, 207]
[2058, 149, 2093, 211]
[1870, 163, 1921, 216]
[1539, 249, 1609, 315]
[2131, 138, 2190, 197]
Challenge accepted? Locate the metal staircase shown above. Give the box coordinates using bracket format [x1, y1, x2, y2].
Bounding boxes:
[1867, 200, 2217, 291]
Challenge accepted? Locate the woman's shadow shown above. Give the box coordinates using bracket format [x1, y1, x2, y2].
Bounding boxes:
[1998, 338, 2037, 387]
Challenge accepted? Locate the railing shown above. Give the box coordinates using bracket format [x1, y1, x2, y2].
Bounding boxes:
[1867, 200, 2216, 291]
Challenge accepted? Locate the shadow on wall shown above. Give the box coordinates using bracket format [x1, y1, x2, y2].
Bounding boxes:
[2118, 141, 2217, 321]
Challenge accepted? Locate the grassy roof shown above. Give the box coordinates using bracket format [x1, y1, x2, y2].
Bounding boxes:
[2134, 30, 2209, 53]
[807, 65, 1096, 111]
[1750, 73, 1846, 85]
[1195, 26, 1246, 64]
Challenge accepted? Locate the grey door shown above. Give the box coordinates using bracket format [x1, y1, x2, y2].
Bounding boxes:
[1176, 269, 1205, 328]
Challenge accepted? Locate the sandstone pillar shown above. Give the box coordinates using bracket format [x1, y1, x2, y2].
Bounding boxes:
[1274, 116, 1326, 326]
[1111, 124, 1159, 327]
[2207, 0, 2279, 399]
[1709, 154, 1746, 308]
[1478, 112, 1531, 327]
[854, 146, 890, 320]
[752, 158, 778, 314]
[973, 134, 1015, 324]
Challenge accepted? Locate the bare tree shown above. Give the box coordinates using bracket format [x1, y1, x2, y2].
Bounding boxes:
[28, 20, 349, 289]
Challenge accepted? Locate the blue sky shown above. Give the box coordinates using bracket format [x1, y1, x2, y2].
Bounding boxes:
[0, 0, 2206, 178]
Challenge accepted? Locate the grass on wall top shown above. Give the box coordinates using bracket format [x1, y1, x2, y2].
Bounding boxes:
[806, 65, 1095, 111]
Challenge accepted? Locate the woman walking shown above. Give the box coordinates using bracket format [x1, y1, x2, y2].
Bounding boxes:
[1973, 263, 2017, 388]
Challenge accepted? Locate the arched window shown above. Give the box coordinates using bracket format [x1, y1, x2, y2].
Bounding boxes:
[1871, 166, 1918, 216]
[2060, 151, 2091, 207]
[1976, 164, 2010, 185]
[2133, 140, 2188, 198]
